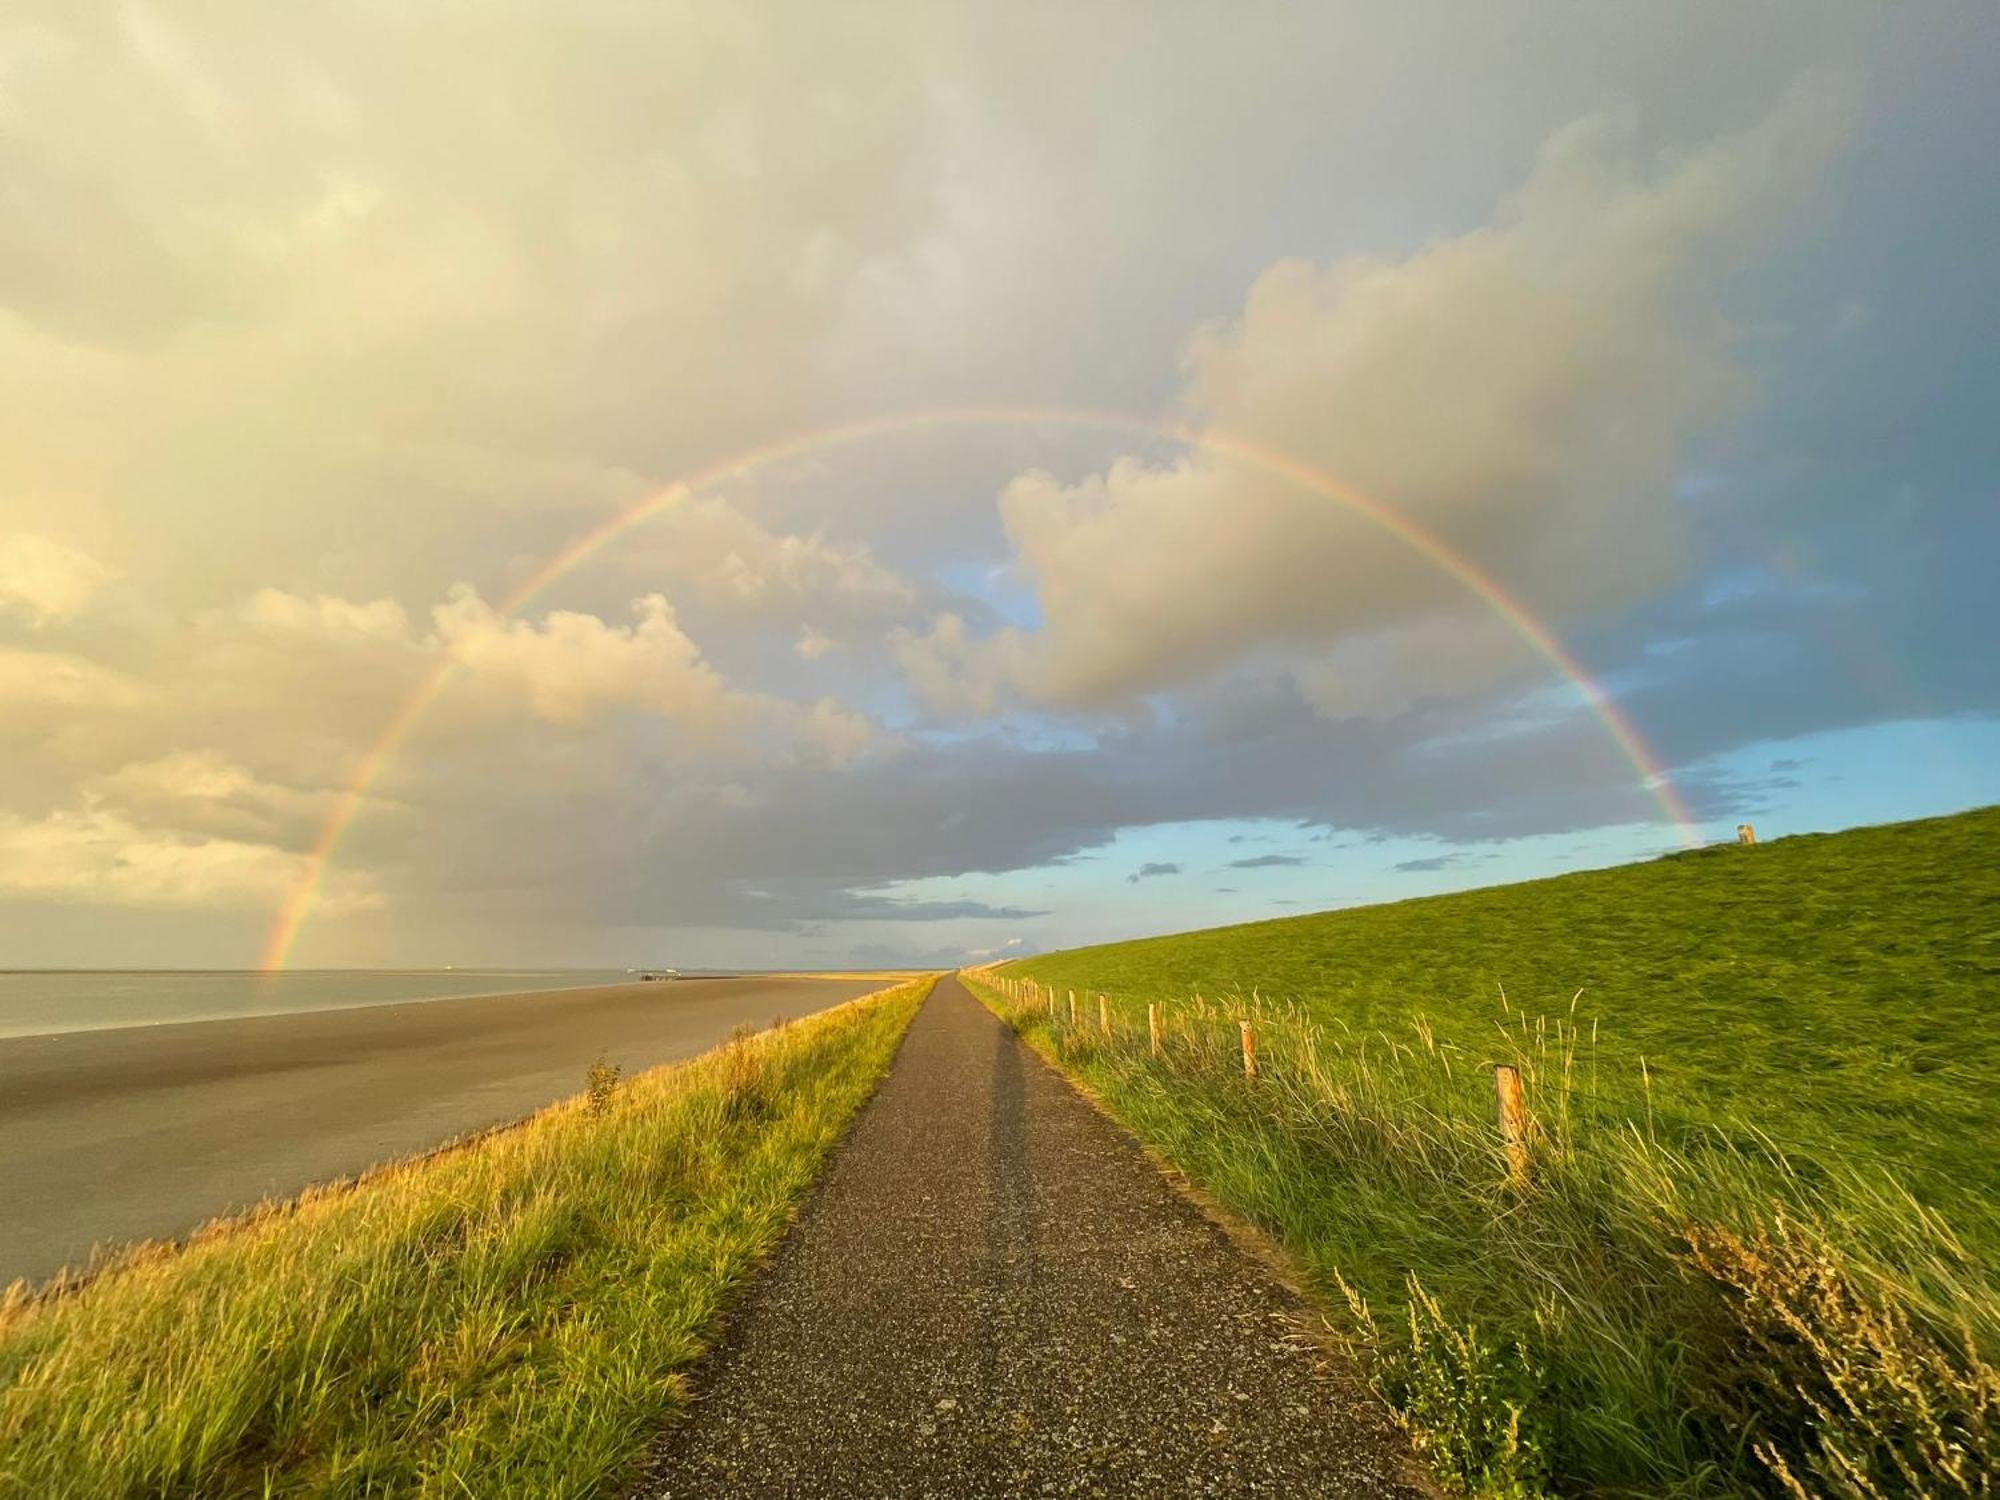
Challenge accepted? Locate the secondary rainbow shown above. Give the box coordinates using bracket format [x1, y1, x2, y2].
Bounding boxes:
[260, 406, 1701, 971]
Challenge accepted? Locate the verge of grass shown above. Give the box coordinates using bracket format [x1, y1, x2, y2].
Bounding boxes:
[970, 807, 2000, 1497]
[0, 975, 933, 1499]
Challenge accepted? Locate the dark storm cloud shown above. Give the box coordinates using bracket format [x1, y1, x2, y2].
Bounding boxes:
[1579, 492, 2000, 785]
[395, 656, 1723, 937]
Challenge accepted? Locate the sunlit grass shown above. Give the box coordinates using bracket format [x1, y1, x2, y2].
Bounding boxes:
[0, 976, 931, 1499]
[976, 806, 2000, 1497]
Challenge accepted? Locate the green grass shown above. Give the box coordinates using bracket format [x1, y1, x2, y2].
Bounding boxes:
[0, 976, 931, 1499]
[976, 807, 2000, 1498]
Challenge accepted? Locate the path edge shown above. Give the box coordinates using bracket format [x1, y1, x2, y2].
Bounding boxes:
[624, 973, 944, 1469]
[955, 969, 1442, 1499]
[6, 976, 937, 1314]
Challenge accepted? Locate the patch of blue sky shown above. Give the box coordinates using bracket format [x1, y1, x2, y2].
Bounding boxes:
[855, 721, 1998, 960]
[860, 814, 1698, 956]
[1686, 716, 2000, 838]
[929, 557, 1043, 629]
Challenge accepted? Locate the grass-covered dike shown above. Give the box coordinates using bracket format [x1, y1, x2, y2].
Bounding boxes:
[973, 808, 1999, 1497]
[0, 975, 933, 1499]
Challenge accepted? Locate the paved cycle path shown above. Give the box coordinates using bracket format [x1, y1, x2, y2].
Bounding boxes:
[641, 977, 1427, 1498]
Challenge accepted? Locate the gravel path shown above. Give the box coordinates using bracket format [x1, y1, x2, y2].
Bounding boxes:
[638, 977, 1429, 1498]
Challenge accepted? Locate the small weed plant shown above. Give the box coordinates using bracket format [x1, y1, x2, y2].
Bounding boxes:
[584, 1055, 622, 1115]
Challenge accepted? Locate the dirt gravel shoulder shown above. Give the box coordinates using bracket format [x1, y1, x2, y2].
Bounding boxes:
[637, 976, 1429, 1498]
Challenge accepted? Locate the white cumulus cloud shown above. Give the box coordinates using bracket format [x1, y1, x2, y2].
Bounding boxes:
[920, 76, 1852, 719]
[0, 534, 111, 625]
[432, 587, 742, 731]
[233, 588, 410, 644]
[0, 805, 379, 913]
[634, 493, 917, 624]
[0, 645, 147, 708]
[88, 749, 343, 849]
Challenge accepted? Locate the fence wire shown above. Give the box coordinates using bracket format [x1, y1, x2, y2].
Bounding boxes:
[965, 970, 1960, 1190]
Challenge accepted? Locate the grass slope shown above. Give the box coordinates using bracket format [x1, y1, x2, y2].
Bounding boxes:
[1011, 807, 2000, 1228]
[979, 808, 1999, 1498]
[0, 977, 932, 1500]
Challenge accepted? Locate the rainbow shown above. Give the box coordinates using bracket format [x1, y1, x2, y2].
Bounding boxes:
[260, 406, 1701, 970]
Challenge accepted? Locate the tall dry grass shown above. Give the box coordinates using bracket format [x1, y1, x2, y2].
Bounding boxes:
[0, 977, 931, 1499]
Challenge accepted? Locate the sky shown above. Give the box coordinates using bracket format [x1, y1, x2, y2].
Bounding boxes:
[1, 3, 1995, 970]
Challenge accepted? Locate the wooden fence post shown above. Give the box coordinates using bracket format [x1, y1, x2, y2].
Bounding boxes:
[1068, 991, 1077, 1026]
[1493, 1063, 1531, 1186]
[1240, 1019, 1258, 1082]
[1148, 1003, 1161, 1058]
[1098, 993, 1111, 1037]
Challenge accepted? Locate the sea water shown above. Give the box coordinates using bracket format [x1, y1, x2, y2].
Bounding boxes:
[0, 970, 631, 1039]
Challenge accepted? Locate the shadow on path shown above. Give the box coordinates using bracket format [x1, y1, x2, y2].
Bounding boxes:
[638, 977, 1428, 1498]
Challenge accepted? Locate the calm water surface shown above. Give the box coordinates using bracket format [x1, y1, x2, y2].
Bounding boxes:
[0, 970, 631, 1039]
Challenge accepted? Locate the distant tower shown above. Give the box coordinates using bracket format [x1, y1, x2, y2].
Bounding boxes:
[1737, 823, 1757, 846]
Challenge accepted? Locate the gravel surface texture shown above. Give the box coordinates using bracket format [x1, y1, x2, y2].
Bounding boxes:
[638, 976, 1429, 1498]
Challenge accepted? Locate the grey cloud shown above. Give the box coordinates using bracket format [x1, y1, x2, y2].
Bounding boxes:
[1, 5, 1993, 969]
[923, 77, 1854, 719]
[813, 895, 1047, 924]
[1128, 862, 1181, 883]
[1228, 854, 1306, 870]
[1393, 855, 1460, 873]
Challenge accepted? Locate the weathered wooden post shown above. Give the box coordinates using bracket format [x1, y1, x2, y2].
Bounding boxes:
[1068, 991, 1077, 1026]
[1098, 993, 1111, 1038]
[1493, 1063, 1531, 1187]
[1737, 822, 1757, 846]
[1240, 1019, 1258, 1082]
[1148, 1002, 1162, 1058]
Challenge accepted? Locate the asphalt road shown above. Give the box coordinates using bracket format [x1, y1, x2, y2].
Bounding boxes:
[0, 975, 884, 1288]
[641, 977, 1427, 1498]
